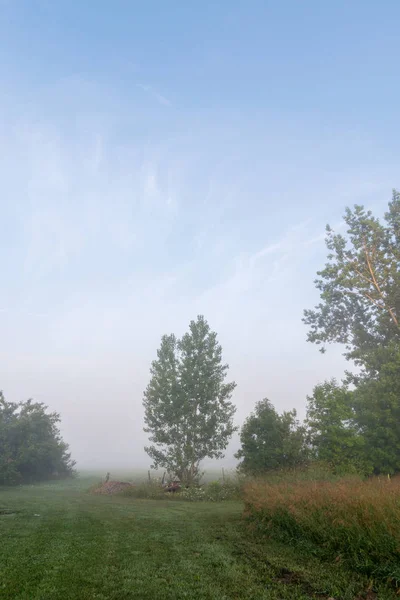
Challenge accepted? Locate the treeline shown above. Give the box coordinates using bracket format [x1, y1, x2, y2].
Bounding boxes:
[236, 371, 400, 476]
[239, 191, 400, 476]
[0, 393, 75, 485]
[144, 191, 400, 481]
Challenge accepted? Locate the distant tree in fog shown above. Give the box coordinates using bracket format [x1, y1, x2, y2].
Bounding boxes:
[0, 392, 75, 485]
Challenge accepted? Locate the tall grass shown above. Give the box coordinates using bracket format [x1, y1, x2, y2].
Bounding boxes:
[243, 475, 400, 586]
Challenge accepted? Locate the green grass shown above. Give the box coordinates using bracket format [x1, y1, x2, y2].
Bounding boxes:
[0, 477, 396, 600]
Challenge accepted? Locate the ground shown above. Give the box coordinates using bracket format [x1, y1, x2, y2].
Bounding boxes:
[0, 477, 395, 600]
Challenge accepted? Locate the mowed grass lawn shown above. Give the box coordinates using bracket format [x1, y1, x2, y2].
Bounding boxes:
[0, 478, 395, 600]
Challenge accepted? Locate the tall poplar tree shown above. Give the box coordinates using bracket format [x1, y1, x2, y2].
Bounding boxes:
[143, 316, 236, 483]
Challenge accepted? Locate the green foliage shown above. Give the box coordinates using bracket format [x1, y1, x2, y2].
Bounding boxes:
[305, 370, 400, 476]
[204, 478, 242, 501]
[143, 315, 237, 484]
[304, 191, 400, 475]
[306, 371, 400, 476]
[351, 342, 400, 475]
[236, 399, 308, 474]
[306, 380, 369, 475]
[179, 479, 243, 502]
[304, 190, 400, 365]
[0, 391, 75, 485]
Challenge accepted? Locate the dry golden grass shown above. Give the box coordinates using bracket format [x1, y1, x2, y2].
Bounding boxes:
[243, 475, 400, 586]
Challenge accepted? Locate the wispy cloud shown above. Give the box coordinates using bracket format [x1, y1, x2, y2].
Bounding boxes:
[137, 83, 171, 107]
[195, 220, 326, 317]
[247, 222, 312, 281]
[0, 119, 184, 290]
[249, 242, 282, 267]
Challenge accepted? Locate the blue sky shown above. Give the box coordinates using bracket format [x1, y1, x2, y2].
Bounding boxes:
[1, 1, 399, 468]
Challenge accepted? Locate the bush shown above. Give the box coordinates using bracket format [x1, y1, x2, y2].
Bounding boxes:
[122, 481, 167, 500]
[243, 475, 400, 587]
[178, 477, 243, 502]
[206, 478, 243, 501]
[179, 486, 207, 501]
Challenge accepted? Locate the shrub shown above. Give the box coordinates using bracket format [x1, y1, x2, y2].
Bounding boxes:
[178, 477, 243, 502]
[121, 481, 167, 500]
[206, 478, 243, 501]
[206, 481, 229, 501]
[243, 475, 400, 587]
[179, 486, 207, 501]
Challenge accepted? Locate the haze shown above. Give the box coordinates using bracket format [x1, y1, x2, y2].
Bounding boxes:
[1, 1, 399, 470]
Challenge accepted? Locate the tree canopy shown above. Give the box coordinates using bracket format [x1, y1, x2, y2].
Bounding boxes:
[304, 191, 400, 475]
[306, 380, 368, 475]
[236, 399, 307, 474]
[351, 344, 400, 474]
[143, 315, 236, 483]
[0, 393, 75, 485]
[303, 190, 400, 367]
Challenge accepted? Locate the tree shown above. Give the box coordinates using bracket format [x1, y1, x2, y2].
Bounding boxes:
[143, 316, 237, 484]
[303, 190, 400, 367]
[304, 191, 400, 474]
[236, 399, 308, 474]
[351, 343, 400, 475]
[306, 380, 369, 475]
[0, 392, 75, 485]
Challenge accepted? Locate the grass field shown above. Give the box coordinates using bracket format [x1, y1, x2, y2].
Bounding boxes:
[0, 476, 397, 600]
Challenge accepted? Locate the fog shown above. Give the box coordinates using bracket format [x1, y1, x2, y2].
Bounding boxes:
[1, 329, 347, 471]
[1, 2, 399, 471]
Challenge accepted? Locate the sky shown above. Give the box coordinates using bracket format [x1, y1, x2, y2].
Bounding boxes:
[1, 0, 400, 471]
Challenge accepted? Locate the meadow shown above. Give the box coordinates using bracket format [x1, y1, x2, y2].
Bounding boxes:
[0, 473, 398, 599]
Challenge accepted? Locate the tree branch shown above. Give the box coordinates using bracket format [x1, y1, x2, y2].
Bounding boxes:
[363, 239, 399, 328]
